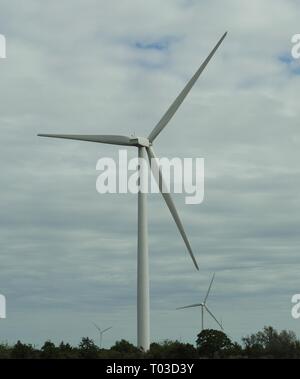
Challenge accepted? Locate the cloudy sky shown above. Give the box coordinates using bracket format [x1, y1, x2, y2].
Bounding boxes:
[0, 0, 300, 348]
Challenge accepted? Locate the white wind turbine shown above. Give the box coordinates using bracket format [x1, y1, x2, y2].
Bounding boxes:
[38, 32, 227, 351]
[92, 323, 112, 349]
[177, 273, 223, 332]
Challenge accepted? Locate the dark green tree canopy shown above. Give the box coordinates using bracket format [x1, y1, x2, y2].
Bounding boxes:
[196, 329, 233, 358]
[1, 326, 300, 359]
[242, 326, 300, 358]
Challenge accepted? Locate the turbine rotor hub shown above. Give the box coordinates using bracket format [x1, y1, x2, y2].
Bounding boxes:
[130, 137, 151, 147]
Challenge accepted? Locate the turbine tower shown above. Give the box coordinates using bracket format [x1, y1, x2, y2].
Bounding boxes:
[92, 323, 112, 349]
[38, 32, 227, 351]
[177, 273, 223, 331]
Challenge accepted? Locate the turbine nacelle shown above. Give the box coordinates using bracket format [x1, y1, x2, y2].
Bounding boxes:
[130, 137, 151, 147]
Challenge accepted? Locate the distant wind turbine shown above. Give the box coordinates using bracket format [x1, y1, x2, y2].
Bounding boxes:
[38, 32, 227, 351]
[93, 323, 112, 349]
[177, 273, 223, 331]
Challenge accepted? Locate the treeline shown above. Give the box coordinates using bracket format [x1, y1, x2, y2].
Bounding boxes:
[0, 326, 300, 359]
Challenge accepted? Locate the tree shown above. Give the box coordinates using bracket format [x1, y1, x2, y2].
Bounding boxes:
[196, 329, 233, 358]
[2, 324, 300, 359]
[110, 339, 141, 358]
[242, 326, 300, 359]
[78, 337, 98, 359]
[222, 342, 243, 358]
[41, 341, 57, 359]
[57, 341, 77, 359]
[0, 343, 11, 359]
[11, 340, 38, 359]
[242, 333, 265, 358]
[147, 340, 198, 359]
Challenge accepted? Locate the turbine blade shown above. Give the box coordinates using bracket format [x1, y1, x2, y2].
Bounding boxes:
[176, 303, 202, 310]
[146, 146, 199, 270]
[38, 134, 133, 146]
[148, 32, 227, 142]
[203, 273, 215, 304]
[92, 322, 101, 332]
[205, 305, 223, 330]
[102, 326, 112, 333]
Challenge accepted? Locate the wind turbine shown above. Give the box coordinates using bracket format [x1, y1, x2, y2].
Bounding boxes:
[38, 32, 227, 351]
[92, 323, 112, 349]
[177, 273, 223, 331]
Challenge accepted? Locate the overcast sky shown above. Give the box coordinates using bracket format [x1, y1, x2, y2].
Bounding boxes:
[0, 0, 300, 348]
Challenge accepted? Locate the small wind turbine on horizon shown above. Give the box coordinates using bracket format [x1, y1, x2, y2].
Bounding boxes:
[38, 32, 227, 351]
[93, 323, 112, 349]
[177, 273, 223, 332]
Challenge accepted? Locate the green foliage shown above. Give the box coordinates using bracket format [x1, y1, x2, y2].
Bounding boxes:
[41, 341, 58, 359]
[110, 339, 143, 358]
[0, 326, 300, 359]
[78, 337, 99, 359]
[0, 343, 11, 359]
[223, 342, 244, 358]
[111, 339, 139, 354]
[242, 326, 300, 359]
[11, 340, 38, 359]
[196, 329, 233, 358]
[57, 342, 77, 359]
[147, 340, 198, 359]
